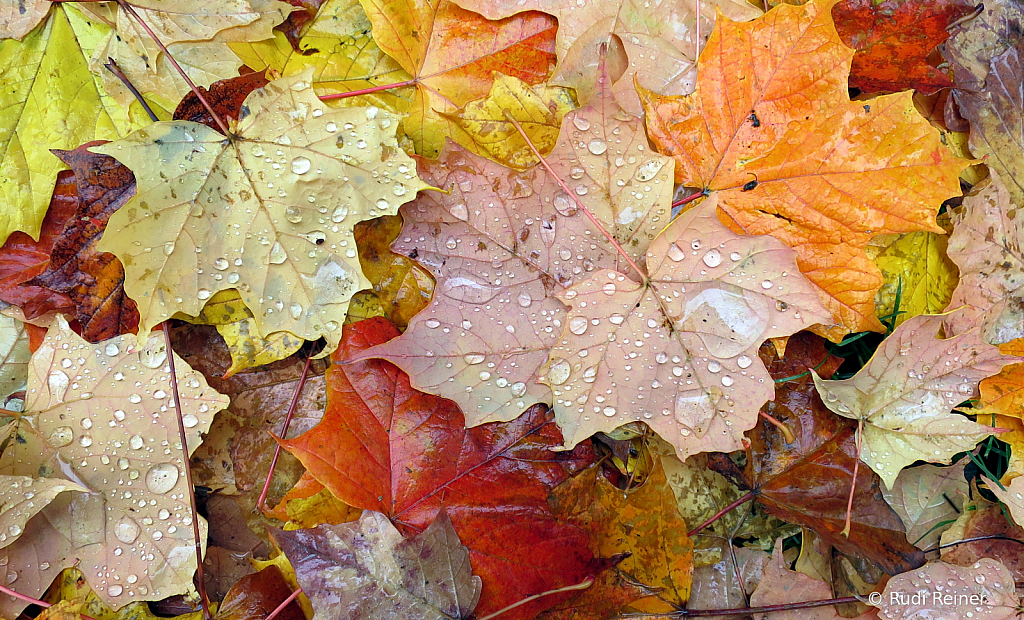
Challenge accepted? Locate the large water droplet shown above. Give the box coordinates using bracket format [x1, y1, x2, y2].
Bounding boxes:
[569, 316, 588, 335]
[546, 358, 571, 385]
[104, 343, 120, 357]
[667, 244, 686, 262]
[553, 193, 577, 217]
[145, 463, 179, 495]
[587, 140, 607, 155]
[511, 382, 527, 397]
[213, 258, 229, 270]
[269, 242, 288, 264]
[48, 370, 69, 397]
[49, 427, 73, 447]
[517, 292, 532, 307]
[572, 116, 591, 131]
[464, 353, 485, 365]
[141, 346, 167, 369]
[129, 435, 144, 450]
[289, 302, 303, 320]
[291, 157, 312, 175]
[736, 355, 752, 369]
[114, 516, 140, 544]
[635, 159, 665, 181]
[332, 204, 349, 222]
[108, 585, 123, 597]
[702, 248, 722, 268]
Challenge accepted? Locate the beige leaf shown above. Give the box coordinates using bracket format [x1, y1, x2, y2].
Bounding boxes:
[813, 313, 1017, 489]
[0, 316, 229, 615]
[877, 559, 1019, 619]
[0, 476, 88, 550]
[94, 71, 428, 354]
[0, 313, 29, 403]
[749, 538, 843, 620]
[881, 462, 968, 552]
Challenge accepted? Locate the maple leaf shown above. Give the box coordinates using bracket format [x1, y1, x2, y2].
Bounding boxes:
[274, 509, 481, 620]
[880, 462, 968, 551]
[831, 0, 976, 94]
[812, 313, 1019, 489]
[362, 62, 676, 425]
[979, 340, 1024, 421]
[0, 170, 76, 318]
[943, 172, 1024, 343]
[943, 0, 1024, 207]
[88, 0, 294, 112]
[877, 559, 1020, 619]
[640, 0, 965, 338]
[940, 496, 1024, 581]
[549, 462, 694, 612]
[92, 71, 428, 354]
[0, 314, 30, 403]
[454, 0, 761, 115]
[0, 316, 229, 615]
[867, 229, 959, 330]
[0, 4, 144, 246]
[748, 538, 845, 620]
[0, 0, 50, 40]
[710, 331, 925, 575]
[279, 317, 599, 620]
[217, 566, 305, 620]
[24, 144, 140, 343]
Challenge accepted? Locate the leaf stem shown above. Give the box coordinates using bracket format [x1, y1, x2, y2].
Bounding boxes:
[103, 57, 160, 123]
[115, 0, 231, 136]
[671, 189, 706, 209]
[258, 352, 314, 512]
[758, 411, 795, 444]
[475, 577, 594, 620]
[676, 596, 860, 617]
[687, 491, 754, 537]
[265, 587, 303, 620]
[0, 584, 99, 620]
[502, 110, 648, 283]
[161, 321, 212, 620]
[318, 79, 418, 100]
[842, 419, 863, 537]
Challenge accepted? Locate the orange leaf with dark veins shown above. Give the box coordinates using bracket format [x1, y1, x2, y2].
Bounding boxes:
[278, 317, 600, 620]
[0, 172, 76, 319]
[832, 0, 976, 94]
[641, 0, 965, 340]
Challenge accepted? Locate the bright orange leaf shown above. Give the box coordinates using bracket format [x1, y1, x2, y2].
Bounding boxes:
[640, 0, 965, 339]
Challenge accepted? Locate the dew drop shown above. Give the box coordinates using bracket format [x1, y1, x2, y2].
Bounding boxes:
[517, 292, 532, 307]
[546, 358, 571, 385]
[79, 435, 93, 448]
[736, 355, 752, 369]
[511, 382, 527, 397]
[707, 361, 722, 373]
[291, 157, 312, 175]
[108, 585, 123, 597]
[667, 244, 686, 262]
[332, 205, 349, 222]
[603, 406, 616, 417]
[145, 463, 180, 495]
[569, 317, 588, 335]
[587, 140, 607, 155]
[575, 185, 588, 196]
[572, 116, 591, 131]
[464, 353, 486, 365]
[721, 375, 734, 386]
[761, 280, 773, 289]
[104, 343, 120, 357]
[129, 435, 144, 450]
[602, 282, 617, 295]
[114, 516, 140, 543]
[49, 426, 73, 447]
[609, 313, 625, 325]
[289, 303, 303, 320]
[702, 249, 722, 268]
[182, 414, 199, 428]
[285, 206, 303, 224]
[425, 319, 441, 329]
[554, 193, 577, 216]
[269, 242, 288, 264]
[128, 394, 142, 404]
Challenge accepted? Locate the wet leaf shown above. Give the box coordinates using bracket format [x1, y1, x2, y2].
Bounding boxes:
[273, 509, 482, 620]
[215, 566, 304, 620]
[979, 340, 1024, 422]
[715, 331, 927, 575]
[749, 538, 844, 620]
[877, 559, 1019, 619]
[867, 230, 959, 329]
[42, 568, 210, 620]
[813, 313, 1018, 489]
[350, 214, 433, 329]
[0, 316, 229, 615]
[0, 314, 30, 402]
[455, 0, 761, 114]
[640, 0, 965, 338]
[940, 498, 1024, 582]
[534, 568, 655, 620]
[832, 0, 976, 94]
[279, 317, 599, 620]
[93, 71, 428, 354]
[549, 462, 694, 612]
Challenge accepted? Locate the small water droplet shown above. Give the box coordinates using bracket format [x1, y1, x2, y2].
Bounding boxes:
[269, 242, 288, 264]
[707, 361, 722, 373]
[49, 427, 73, 447]
[104, 343, 120, 356]
[721, 375, 734, 386]
[737, 355, 752, 369]
[511, 382, 527, 397]
[464, 353, 485, 365]
[79, 435, 93, 448]
[667, 244, 686, 262]
[108, 585, 123, 597]
[729, 252, 742, 261]
[128, 394, 142, 404]
[761, 280, 773, 289]
[425, 319, 441, 328]
[603, 406, 616, 417]
[129, 435, 144, 450]
[332, 204, 349, 222]
[289, 303, 303, 320]
[572, 116, 591, 131]
[517, 292, 532, 307]
[609, 313, 625, 325]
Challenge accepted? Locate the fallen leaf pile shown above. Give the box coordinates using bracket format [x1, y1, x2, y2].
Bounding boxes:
[2, 0, 1024, 617]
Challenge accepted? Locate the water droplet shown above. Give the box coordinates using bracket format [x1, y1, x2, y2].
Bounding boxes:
[737, 355, 752, 369]
[511, 382, 527, 397]
[162, 242, 175, 256]
[721, 375, 734, 386]
[517, 292, 532, 307]
[104, 343, 120, 356]
[667, 244, 686, 262]
[49, 427, 73, 447]
[289, 303, 303, 320]
[145, 463, 179, 494]
[129, 435, 144, 450]
[464, 353, 485, 365]
[569, 317, 588, 335]
[545, 358, 571, 385]
[425, 319, 441, 328]
[761, 280, 773, 289]
[609, 313, 625, 325]
[79, 435, 93, 448]
[702, 249, 722, 267]
[114, 516, 140, 543]
[572, 116, 591, 131]
[479, 371, 491, 381]
[635, 159, 665, 181]
[707, 361, 722, 373]
[332, 204, 349, 222]
[269, 242, 288, 264]
[729, 252, 742, 261]
[48, 370, 69, 396]
[575, 185, 588, 196]
[554, 193, 577, 216]
[445, 236, 458, 250]
[291, 157, 311, 175]
[587, 140, 607, 155]
[128, 394, 142, 404]
[603, 282, 617, 295]
[603, 406, 616, 417]
[108, 585, 123, 597]
[182, 414, 199, 428]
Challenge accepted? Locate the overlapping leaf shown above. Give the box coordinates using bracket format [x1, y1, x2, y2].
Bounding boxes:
[832, 0, 976, 94]
[813, 313, 1017, 489]
[454, 0, 761, 114]
[279, 317, 599, 620]
[877, 559, 1019, 619]
[881, 462, 968, 551]
[0, 316, 229, 616]
[93, 71, 428, 354]
[711, 332, 925, 575]
[640, 0, 965, 338]
[364, 63, 675, 425]
[867, 229, 959, 329]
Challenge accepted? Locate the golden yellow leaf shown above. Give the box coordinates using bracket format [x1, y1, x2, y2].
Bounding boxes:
[282, 487, 360, 530]
[43, 568, 212, 620]
[0, 5, 140, 245]
[94, 72, 428, 354]
[869, 231, 959, 328]
[447, 73, 576, 169]
[349, 215, 433, 329]
[217, 318, 304, 377]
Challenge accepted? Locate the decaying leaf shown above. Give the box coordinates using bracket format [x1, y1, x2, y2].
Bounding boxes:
[748, 538, 843, 620]
[279, 317, 598, 620]
[93, 71, 428, 354]
[813, 313, 1017, 489]
[940, 497, 1024, 582]
[549, 462, 694, 612]
[641, 0, 965, 338]
[876, 559, 1020, 619]
[273, 509, 482, 620]
[0, 316, 229, 615]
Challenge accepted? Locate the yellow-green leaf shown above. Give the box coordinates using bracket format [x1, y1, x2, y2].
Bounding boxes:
[217, 318, 304, 377]
[870, 231, 959, 328]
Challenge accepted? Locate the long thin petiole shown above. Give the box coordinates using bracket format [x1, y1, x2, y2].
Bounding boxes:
[161, 322, 212, 620]
[257, 352, 314, 512]
[319, 79, 417, 100]
[104, 58, 160, 123]
[115, 0, 230, 136]
[265, 587, 303, 620]
[687, 491, 754, 537]
[475, 578, 593, 620]
[841, 418, 863, 537]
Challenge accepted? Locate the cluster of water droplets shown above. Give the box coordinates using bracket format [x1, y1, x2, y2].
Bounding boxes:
[17, 320, 227, 602]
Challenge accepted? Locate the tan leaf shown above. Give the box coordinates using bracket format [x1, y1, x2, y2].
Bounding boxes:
[813, 313, 1018, 488]
[749, 538, 844, 620]
[0, 316, 229, 615]
[881, 462, 968, 551]
[877, 559, 1019, 619]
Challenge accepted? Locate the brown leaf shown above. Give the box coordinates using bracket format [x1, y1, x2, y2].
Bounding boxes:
[215, 565, 304, 620]
[273, 509, 481, 620]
